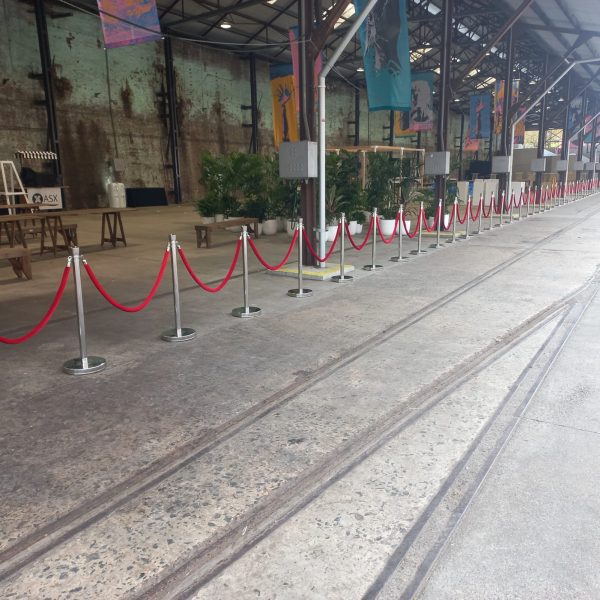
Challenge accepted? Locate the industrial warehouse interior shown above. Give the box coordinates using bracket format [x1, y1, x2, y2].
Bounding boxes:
[2, 0, 600, 598]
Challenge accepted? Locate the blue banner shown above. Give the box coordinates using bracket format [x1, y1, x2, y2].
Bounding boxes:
[354, 0, 411, 111]
[469, 92, 491, 139]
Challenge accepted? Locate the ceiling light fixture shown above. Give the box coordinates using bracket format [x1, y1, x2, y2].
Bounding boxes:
[220, 21, 232, 29]
[356, 66, 364, 72]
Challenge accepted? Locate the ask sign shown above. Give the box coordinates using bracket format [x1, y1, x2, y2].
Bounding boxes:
[27, 187, 63, 210]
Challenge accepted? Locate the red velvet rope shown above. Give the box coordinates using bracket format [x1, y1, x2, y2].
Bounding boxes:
[178, 239, 241, 293]
[445, 203, 456, 228]
[345, 217, 373, 251]
[0, 264, 71, 344]
[248, 229, 298, 270]
[376, 213, 400, 244]
[470, 198, 482, 221]
[482, 195, 493, 218]
[84, 250, 169, 312]
[302, 223, 340, 262]
[422, 205, 440, 233]
[456, 202, 469, 225]
[402, 210, 421, 238]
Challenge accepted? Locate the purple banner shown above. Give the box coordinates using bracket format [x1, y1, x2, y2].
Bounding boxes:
[98, 0, 161, 49]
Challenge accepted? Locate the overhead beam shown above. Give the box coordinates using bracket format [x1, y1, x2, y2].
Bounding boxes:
[167, 0, 267, 28]
[452, 0, 534, 88]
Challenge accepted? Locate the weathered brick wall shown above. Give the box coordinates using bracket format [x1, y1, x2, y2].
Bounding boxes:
[0, 0, 461, 207]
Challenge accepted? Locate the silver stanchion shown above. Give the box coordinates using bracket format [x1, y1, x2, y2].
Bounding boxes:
[288, 218, 313, 297]
[534, 186, 539, 213]
[430, 199, 443, 248]
[332, 213, 353, 283]
[63, 247, 106, 375]
[391, 205, 405, 261]
[448, 198, 457, 243]
[416, 201, 426, 253]
[518, 192, 523, 219]
[489, 192, 494, 230]
[509, 192, 514, 223]
[232, 226, 261, 318]
[363, 208, 382, 271]
[499, 191, 505, 227]
[477, 195, 483, 234]
[162, 234, 196, 342]
[464, 196, 471, 239]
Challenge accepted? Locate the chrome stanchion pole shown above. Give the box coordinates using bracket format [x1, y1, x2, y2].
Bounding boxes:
[332, 213, 353, 283]
[450, 198, 457, 243]
[477, 195, 483, 234]
[509, 192, 514, 224]
[417, 201, 426, 253]
[162, 234, 196, 342]
[534, 185, 539, 213]
[63, 247, 106, 375]
[499, 191, 505, 227]
[288, 218, 313, 297]
[464, 196, 471, 239]
[390, 205, 405, 261]
[489, 192, 494, 230]
[363, 208, 382, 271]
[232, 226, 261, 317]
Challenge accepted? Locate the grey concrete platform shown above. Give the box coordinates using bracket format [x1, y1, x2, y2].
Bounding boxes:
[1, 196, 600, 599]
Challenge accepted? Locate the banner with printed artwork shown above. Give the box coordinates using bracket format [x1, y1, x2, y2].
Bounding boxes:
[354, 0, 411, 111]
[514, 106, 526, 145]
[97, 0, 161, 49]
[469, 92, 491, 139]
[494, 79, 521, 140]
[270, 64, 299, 149]
[464, 128, 480, 151]
[409, 72, 434, 131]
[567, 96, 583, 138]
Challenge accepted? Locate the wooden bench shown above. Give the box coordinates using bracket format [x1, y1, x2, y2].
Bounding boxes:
[0, 246, 32, 279]
[195, 217, 260, 248]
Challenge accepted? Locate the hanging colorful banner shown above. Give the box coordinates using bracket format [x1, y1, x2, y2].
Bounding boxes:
[394, 111, 413, 136]
[469, 92, 491, 139]
[269, 64, 299, 149]
[464, 128, 480, 151]
[97, 0, 161, 49]
[567, 96, 583, 138]
[409, 72, 434, 131]
[289, 26, 322, 112]
[514, 106, 526, 145]
[354, 0, 411, 111]
[494, 80, 520, 136]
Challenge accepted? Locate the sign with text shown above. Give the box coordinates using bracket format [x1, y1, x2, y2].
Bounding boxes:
[27, 187, 63, 210]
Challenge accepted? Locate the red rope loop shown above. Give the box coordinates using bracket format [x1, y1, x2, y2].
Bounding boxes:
[84, 249, 169, 312]
[422, 205, 440, 233]
[470, 198, 482, 221]
[0, 264, 71, 344]
[302, 223, 340, 262]
[345, 217, 373, 251]
[376, 213, 400, 244]
[482, 195, 493, 218]
[402, 210, 420, 238]
[248, 229, 298, 271]
[445, 203, 456, 228]
[178, 239, 241, 293]
[456, 202, 469, 224]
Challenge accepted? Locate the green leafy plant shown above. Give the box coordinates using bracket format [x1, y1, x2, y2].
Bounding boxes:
[197, 152, 239, 217]
[365, 153, 399, 219]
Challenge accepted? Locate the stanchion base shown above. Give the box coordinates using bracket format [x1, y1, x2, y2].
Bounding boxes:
[232, 306, 262, 318]
[63, 356, 106, 376]
[363, 264, 383, 271]
[161, 327, 197, 342]
[410, 249, 427, 254]
[331, 275, 353, 283]
[288, 288, 313, 297]
[390, 255, 406, 262]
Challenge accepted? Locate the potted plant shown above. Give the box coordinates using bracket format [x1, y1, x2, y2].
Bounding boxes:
[197, 151, 238, 221]
[365, 152, 399, 236]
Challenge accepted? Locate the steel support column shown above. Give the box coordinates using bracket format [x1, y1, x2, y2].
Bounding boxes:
[458, 112, 465, 181]
[435, 0, 452, 207]
[164, 36, 183, 204]
[560, 74, 572, 188]
[535, 54, 549, 189]
[499, 27, 514, 195]
[576, 90, 587, 182]
[354, 87, 360, 146]
[34, 0, 62, 184]
[248, 54, 259, 153]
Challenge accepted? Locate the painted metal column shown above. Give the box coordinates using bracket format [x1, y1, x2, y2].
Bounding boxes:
[164, 36, 183, 204]
[499, 27, 514, 196]
[354, 87, 361, 146]
[559, 73, 572, 190]
[34, 0, 62, 184]
[435, 0, 453, 210]
[535, 54, 549, 189]
[576, 90, 587, 183]
[458, 112, 465, 180]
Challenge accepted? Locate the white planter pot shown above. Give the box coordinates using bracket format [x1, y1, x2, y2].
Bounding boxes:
[348, 220, 358, 235]
[355, 223, 363, 235]
[286, 219, 296, 236]
[380, 219, 397, 237]
[214, 213, 225, 222]
[444, 214, 450, 228]
[262, 219, 278, 235]
[401, 220, 412, 235]
[326, 226, 338, 242]
[257, 222, 263, 236]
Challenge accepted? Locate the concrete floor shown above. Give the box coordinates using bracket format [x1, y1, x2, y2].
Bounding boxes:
[1, 196, 600, 599]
